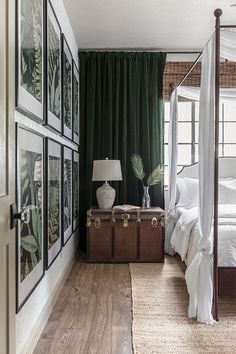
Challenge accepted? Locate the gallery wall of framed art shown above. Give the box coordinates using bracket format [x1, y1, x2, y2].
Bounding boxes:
[15, 0, 80, 313]
[16, 126, 45, 311]
[73, 62, 79, 145]
[46, 1, 62, 133]
[62, 146, 73, 245]
[16, 0, 45, 123]
[62, 35, 73, 141]
[46, 138, 62, 268]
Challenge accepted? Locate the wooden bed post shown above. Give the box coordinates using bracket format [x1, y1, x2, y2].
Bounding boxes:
[213, 8, 222, 322]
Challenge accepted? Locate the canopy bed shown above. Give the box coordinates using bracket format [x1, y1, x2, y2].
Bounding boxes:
[165, 9, 236, 324]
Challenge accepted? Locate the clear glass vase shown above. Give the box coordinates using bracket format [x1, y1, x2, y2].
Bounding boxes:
[142, 186, 151, 208]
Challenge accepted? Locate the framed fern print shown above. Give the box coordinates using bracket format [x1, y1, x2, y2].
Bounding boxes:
[46, 138, 62, 268]
[73, 151, 79, 231]
[63, 146, 73, 244]
[62, 36, 73, 141]
[16, 0, 45, 122]
[72, 62, 79, 145]
[16, 126, 44, 311]
[46, 2, 62, 133]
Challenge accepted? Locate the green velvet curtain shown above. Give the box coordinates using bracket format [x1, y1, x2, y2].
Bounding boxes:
[79, 51, 166, 247]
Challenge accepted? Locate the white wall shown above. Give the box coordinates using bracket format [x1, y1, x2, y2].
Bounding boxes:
[51, 0, 78, 66]
[15, 1, 79, 353]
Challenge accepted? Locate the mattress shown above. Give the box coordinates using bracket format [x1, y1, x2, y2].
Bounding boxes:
[171, 205, 236, 267]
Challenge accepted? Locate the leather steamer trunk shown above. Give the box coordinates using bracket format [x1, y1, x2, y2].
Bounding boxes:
[87, 207, 165, 263]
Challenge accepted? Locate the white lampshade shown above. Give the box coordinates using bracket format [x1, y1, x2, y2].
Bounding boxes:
[92, 158, 122, 181]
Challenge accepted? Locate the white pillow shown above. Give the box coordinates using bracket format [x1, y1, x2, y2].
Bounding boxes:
[177, 178, 198, 209]
[219, 180, 236, 204]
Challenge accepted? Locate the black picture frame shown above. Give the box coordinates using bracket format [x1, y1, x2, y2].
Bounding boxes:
[16, 0, 45, 123]
[16, 124, 45, 312]
[72, 150, 79, 231]
[45, 138, 62, 269]
[72, 61, 79, 145]
[45, 1, 62, 133]
[62, 35, 73, 141]
[62, 145, 73, 245]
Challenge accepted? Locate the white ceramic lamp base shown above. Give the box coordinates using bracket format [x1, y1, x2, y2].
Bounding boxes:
[96, 182, 115, 209]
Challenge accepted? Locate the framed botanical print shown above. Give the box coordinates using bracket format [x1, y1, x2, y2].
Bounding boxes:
[62, 36, 73, 141]
[16, 0, 45, 122]
[46, 138, 62, 268]
[72, 62, 79, 145]
[73, 151, 79, 231]
[46, 1, 62, 133]
[63, 146, 73, 244]
[16, 126, 44, 311]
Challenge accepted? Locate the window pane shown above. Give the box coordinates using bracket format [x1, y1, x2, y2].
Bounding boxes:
[178, 145, 192, 165]
[224, 123, 236, 143]
[224, 102, 236, 121]
[195, 102, 199, 122]
[164, 102, 170, 122]
[178, 122, 191, 143]
[178, 102, 192, 121]
[195, 122, 198, 143]
[224, 144, 236, 156]
[219, 144, 223, 157]
[195, 144, 198, 162]
[164, 145, 168, 165]
[164, 167, 168, 185]
[164, 122, 169, 143]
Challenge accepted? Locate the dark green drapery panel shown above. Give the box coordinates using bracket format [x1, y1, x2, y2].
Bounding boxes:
[79, 51, 166, 247]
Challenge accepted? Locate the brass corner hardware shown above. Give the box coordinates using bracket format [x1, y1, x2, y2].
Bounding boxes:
[111, 209, 116, 225]
[86, 209, 92, 227]
[151, 217, 158, 229]
[160, 213, 165, 227]
[137, 210, 141, 224]
[122, 213, 130, 228]
[94, 217, 101, 229]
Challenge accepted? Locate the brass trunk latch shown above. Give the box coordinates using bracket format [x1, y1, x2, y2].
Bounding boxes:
[151, 217, 158, 229]
[94, 217, 101, 229]
[86, 209, 92, 227]
[122, 213, 130, 228]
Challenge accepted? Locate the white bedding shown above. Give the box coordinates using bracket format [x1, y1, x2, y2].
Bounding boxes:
[171, 205, 236, 267]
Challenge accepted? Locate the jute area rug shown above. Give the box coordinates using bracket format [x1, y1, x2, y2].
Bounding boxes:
[130, 256, 236, 354]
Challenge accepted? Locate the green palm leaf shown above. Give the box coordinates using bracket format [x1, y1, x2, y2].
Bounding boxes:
[131, 154, 145, 181]
[147, 165, 164, 186]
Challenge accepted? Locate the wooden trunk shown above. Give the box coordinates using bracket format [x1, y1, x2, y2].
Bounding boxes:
[87, 207, 165, 263]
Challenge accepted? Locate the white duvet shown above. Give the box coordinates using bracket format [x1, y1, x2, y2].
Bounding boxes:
[171, 205, 236, 267]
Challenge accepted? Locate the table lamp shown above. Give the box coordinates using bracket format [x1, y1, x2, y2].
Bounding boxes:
[92, 158, 123, 209]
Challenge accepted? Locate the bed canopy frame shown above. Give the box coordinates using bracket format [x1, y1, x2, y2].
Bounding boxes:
[166, 9, 236, 324]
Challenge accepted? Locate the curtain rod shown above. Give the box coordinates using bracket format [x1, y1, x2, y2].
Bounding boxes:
[78, 48, 201, 54]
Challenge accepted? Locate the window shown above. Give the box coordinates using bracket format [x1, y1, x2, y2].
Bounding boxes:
[164, 101, 236, 185]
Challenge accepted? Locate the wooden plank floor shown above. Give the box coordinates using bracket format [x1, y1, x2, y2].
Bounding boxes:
[33, 254, 133, 354]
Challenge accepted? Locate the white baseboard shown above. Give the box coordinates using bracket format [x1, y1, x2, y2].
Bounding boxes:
[19, 237, 79, 354]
